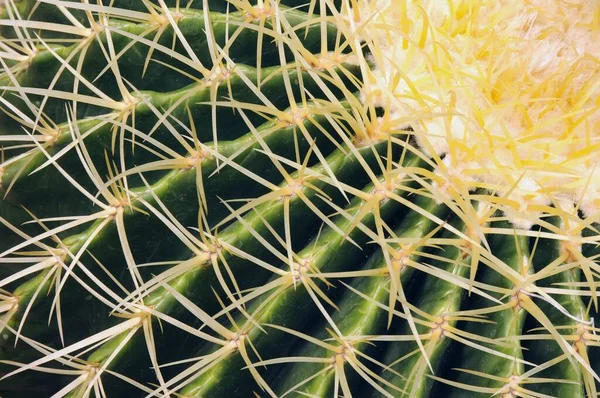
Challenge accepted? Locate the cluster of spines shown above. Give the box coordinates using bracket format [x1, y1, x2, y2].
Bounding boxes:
[0, 0, 598, 397]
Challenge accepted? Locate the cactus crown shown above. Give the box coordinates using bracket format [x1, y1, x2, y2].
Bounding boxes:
[0, 0, 599, 397]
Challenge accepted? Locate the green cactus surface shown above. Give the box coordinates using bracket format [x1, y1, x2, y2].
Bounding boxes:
[0, 0, 599, 397]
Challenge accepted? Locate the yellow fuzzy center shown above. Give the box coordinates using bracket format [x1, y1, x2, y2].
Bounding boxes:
[351, 0, 600, 227]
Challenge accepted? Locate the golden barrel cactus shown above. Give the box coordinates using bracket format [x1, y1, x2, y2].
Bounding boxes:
[0, 0, 598, 396]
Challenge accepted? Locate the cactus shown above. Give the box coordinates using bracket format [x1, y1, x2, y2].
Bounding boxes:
[0, 0, 599, 397]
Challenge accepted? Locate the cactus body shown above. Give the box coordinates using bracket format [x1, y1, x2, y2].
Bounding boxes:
[0, 0, 599, 397]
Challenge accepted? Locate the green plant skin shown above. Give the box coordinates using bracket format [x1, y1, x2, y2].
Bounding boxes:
[2, 59, 355, 162]
[178, 172, 419, 397]
[444, 222, 529, 397]
[2, 136, 406, 396]
[525, 218, 586, 398]
[75, 139, 414, 396]
[0, 4, 343, 148]
[1, 6, 339, 119]
[371, 211, 466, 398]
[1, 63, 360, 230]
[272, 274, 392, 397]
[0, 200, 37, 263]
[267, 194, 447, 397]
[0, 0, 330, 28]
[2, 98, 342, 256]
[2, 127, 360, 345]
